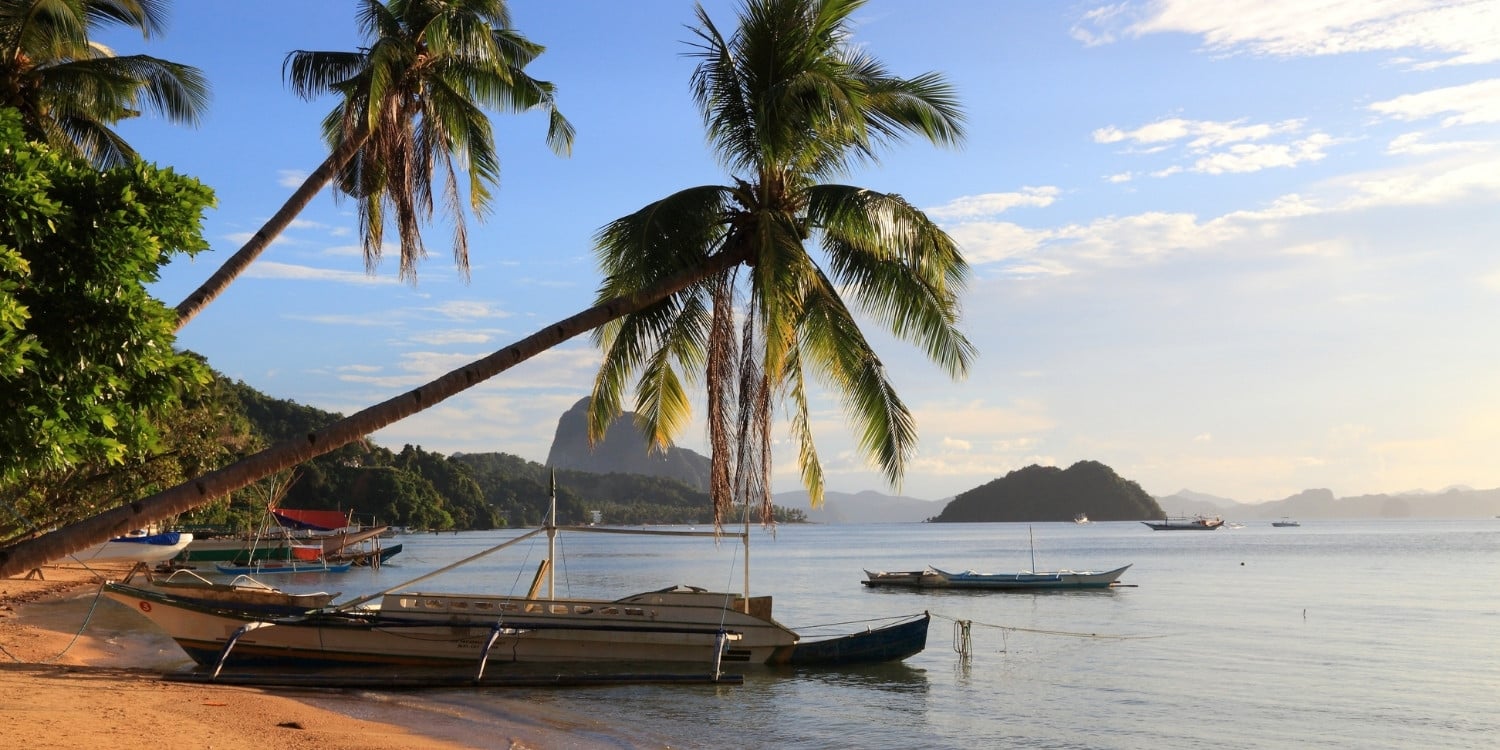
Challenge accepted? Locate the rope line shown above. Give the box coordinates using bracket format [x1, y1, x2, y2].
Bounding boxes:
[929, 611, 1170, 641]
[1, 582, 108, 664]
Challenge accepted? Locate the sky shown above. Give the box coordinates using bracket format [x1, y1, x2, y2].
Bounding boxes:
[95, 0, 1500, 504]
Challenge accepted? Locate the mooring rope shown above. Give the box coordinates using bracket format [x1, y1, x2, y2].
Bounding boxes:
[929, 611, 1170, 641]
[0, 582, 109, 664]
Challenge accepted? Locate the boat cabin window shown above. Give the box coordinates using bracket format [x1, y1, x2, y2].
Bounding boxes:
[524, 603, 543, 613]
[423, 599, 444, 609]
[573, 606, 593, 615]
[500, 603, 519, 613]
[599, 606, 619, 615]
[550, 604, 569, 614]
[474, 602, 493, 611]
[624, 607, 645, 616]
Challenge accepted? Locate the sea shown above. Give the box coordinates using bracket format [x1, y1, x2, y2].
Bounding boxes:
[173, 520, 1500, 749]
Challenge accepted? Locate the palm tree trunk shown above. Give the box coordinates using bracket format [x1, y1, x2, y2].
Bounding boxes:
[172, 133, 367, 330]
[0, 248, 746, 578]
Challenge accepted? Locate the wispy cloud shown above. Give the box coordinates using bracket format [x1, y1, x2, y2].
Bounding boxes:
[277, 169, 309, 188]
[245, 261, 398, 285]
[1095, 117, 1333, 175]
[1370, 78, 1500, 127]
[424, 301, 512, 320]
[1080, 0, 1500, 68]
[925, 187, 1060, 220]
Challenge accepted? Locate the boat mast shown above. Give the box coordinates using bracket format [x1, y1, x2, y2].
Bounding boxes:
[1029, 525, 1036, 573]
[547, 469, 556, 600]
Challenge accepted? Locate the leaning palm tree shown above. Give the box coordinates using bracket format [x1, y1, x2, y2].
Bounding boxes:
[172, 0, 572, 329]
[0, 0, 209, 168]
[0, 0, 964, 577]
[587, 0, 972, 527]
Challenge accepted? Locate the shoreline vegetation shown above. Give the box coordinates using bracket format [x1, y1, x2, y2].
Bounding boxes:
[0, 564, 626, 750]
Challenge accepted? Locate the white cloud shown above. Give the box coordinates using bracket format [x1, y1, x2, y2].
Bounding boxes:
[925, 187, 1060, 220]
[1111, 0, 1500, 68]
[1370, 78, 1500, 126]
[1191, 134, 1333, 174]
[1096, 117, 1332, 175]
[408, 330, 496, 346]
[1193, 433, 1213, 443]
[277, 169, 309, 188]
[425, 301, 512, 320]
[245, 261, 397, 285]
[282, 313, 389, 326]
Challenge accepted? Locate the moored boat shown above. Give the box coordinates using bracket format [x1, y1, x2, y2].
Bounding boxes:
[67, 530, 194, 565]
[863, 564, 1130, 590]
[1141, 515, 1224, 531]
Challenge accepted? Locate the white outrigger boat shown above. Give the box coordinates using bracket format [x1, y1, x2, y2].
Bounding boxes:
[103, 491, 928, 680]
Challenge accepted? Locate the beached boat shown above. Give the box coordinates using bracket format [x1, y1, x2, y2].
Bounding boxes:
[68, 530, 194, 565]
[1141, 515, 1224, 530]
[103, 497, 927, 673]
[145, 569, 338, 616]
[863, 564, 1130, 590]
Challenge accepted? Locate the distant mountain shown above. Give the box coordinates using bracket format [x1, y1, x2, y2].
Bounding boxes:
[931, 461, 1163, 522]
[774, 489, 944, 524]
[1156, 486, 1500, 519]
[544, 397, 711, 490]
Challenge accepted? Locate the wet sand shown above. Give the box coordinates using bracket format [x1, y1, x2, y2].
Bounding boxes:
[0, 563, 625, 749]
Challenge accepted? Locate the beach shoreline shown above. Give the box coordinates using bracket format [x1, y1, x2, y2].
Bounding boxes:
[0, 563, 612, 750]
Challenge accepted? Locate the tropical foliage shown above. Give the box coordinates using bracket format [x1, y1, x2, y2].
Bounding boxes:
[0, 108, 214, 493]
[0, 0, 208, 168]
[588, 0, 972, 527]
[174, 0, 574, 327]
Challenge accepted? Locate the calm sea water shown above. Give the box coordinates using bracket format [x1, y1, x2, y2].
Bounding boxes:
[242, 520, 1499, 749]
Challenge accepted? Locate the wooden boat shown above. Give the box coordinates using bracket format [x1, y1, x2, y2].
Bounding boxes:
[1271, 517, 1300, 527]
[104, 484, 926, 674]
[863, 564, 1130, 590]
[769, 612, 929, 666]
[145, 569, 338, 616]
[68, 530, 193, 564]
[212, 558, 353, 575]
[1141, 515, 1224, 530]
[103, 577, 799, 669]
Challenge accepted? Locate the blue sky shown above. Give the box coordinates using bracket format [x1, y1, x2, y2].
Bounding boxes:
[100, 1, 1500, 503]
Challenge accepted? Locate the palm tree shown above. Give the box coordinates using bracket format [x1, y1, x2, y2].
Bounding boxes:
[587, 0, 972, 527]
[172, 0, 573, 329]
[0, 0, 965, 576]
[0, 0, 209, 168]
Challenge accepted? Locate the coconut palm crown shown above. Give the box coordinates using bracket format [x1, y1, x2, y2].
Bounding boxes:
[0, 0, 208, 168]
[588, 0, 974, 527]
[284, 0, 574, 281]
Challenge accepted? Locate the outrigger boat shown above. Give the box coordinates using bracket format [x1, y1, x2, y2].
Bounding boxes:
[1141, 515, 1224, 531]
[103, 491, 927, 679]
[863, 564, 1130, 590]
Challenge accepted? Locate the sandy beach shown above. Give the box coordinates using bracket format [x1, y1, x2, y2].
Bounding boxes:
[0, 564, 609, 750]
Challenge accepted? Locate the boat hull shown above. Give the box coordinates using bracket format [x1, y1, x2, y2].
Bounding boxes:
[864, 564, 1131, 590]
[102, 583, 798, 668]
[70, 532, 193, 564]
[769, 612, 930, 666]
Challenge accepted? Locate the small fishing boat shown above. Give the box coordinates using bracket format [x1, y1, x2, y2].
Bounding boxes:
[68, 530, 194, 565]
[1141, 515, 1224, 530]
[863, 527, 1130, 590]
[212, 558, 353, 575]
[1074, 513, 1090, 525]
[864, 565, 1130, 590]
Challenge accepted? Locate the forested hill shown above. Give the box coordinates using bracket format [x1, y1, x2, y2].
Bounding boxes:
[195, 378, 801, 532]
[931, 461, 1164, 522]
